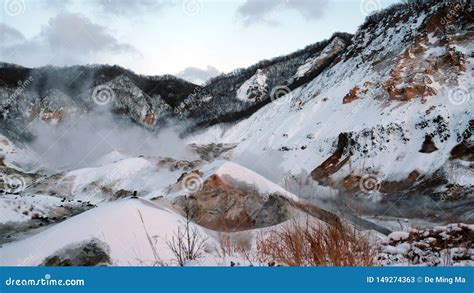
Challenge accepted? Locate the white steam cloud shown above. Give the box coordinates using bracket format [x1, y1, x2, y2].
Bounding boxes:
[27, 111, 195, 172]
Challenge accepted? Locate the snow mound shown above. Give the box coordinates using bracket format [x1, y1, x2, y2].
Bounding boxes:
[0, 198, 215, 266]
[388, 231, 410, 242]
[201, 160, 299, 201]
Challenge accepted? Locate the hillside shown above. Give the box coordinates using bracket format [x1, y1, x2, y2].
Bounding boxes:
[0, 0, 472, 267]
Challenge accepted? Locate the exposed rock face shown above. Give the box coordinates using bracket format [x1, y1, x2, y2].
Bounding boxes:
[291, 36, 348, 90]
[0, 64, 197, 141]
[157, 157, 204, 172]
[451, 120, 474, 161]
[450, 143, 474, 161]
[190, 143, 237, 161]
[236, 69, 268, 103]
[173, 174, 297, 232]
[41, 239, 111, 266]
[419, 135, 438, 153]
[380, 170, 421, 194]
[342, 87, 359, 104]
[310, 133, 351, 186]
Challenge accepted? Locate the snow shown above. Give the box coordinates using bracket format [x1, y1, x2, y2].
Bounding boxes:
[0, 198, 217, 266]
[388, 231, 410, 242]
[32, 155, 181, 204]
[236, 69, 268, 102]
[0, 193, 64, 224]
[1, 2, 473, 267]
[202, 160, 299, 201]
[164, 160, 299, 201]
[188, 6, 474, 189]
[294, 36, 346, 79]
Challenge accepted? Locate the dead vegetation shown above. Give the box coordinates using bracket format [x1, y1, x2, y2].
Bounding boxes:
[165, 200, 208, 266]
[256, 219, 375, 266]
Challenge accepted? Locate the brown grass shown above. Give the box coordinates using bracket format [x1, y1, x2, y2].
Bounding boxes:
[256, 219, 375, 266]
[218, 232, 252, 257]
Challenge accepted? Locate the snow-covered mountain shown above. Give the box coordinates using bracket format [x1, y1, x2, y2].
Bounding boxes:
[0, 1, 473, 266]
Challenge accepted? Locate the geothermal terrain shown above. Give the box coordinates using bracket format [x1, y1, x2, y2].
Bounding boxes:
[0, 1, 473, 266]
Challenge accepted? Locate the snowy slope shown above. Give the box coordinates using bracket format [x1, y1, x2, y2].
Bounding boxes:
[166, 160, 299, 201]
[236, 69, 268, 103]
[0, 198, 217, 266]
[0, 1, 472, 267]
[189, 1, 474, 196]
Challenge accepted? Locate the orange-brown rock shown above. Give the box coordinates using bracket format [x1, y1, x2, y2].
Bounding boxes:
[342, 87, 359, 104]
[311, 133, 351, 186]
[419, 135, 438, 153]
[380, 170, 420, 193]
[341, 174, 362, 194]
[143, 112, 156, 125]
[450, 143, 474, 161]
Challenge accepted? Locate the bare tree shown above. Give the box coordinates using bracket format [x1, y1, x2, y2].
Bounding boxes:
[166, 197, 208, 266]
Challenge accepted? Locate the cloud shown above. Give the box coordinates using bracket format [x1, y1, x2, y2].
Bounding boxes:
[0, 12, 138, 67]
[236, 0, 329, 26]
[98, 0, 174, 16]
[0, 23, 26, 45]
[39, 0, 73, 10]
[176, 65, 220, 85]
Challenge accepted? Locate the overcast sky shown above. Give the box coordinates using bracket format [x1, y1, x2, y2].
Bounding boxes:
[0, 0, 401, 83]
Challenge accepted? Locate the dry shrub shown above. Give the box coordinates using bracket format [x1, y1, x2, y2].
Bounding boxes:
[166, 199, 208, 266]
[137, 210, 165, 266]
[256, 219, 375, 266]
[218, 231, 252, 257]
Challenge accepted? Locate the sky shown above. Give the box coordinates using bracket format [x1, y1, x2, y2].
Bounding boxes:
[0, 0, 402, 83]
